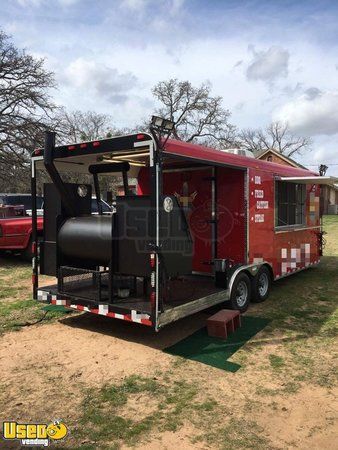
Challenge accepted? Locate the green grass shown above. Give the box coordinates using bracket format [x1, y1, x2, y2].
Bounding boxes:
[321, 215, 338, 256]
[0, 256, 73, 335]
[269, 354, 285, 369]
[0, 297, 69, 334]
[253, 217, 338, 334]
[214, 418, 269, 450]
[233, 218, 338, 368]
[0, 216, 337, 449]
[76, 375, 272, 449]
[236, 216, 338, 390]
[0, 258, 70, 334]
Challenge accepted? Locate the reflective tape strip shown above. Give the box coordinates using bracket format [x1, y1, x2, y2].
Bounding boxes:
[37, 290, 48, 301]
[55, 299, 67, 305]
[99, 304, 109, 315]
[36, 292, 152, 326]
[114, 313, 125, 320]
[131, 310, 142, 323]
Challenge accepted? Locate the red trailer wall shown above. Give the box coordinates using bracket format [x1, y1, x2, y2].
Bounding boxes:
[248, 168, 321, 279]
[216, 167, 246, 264]
[162, 168, 213, 273]
[137, 167, 149, 196]
[138, 166, 247, 272]
[138, 164, 321, 280]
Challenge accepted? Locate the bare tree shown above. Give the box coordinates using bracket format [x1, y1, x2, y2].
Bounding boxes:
[152, 79, 236, 148]
[52, 109, 127, 194]
[0, 31, 55, 192]
[239, 121, 311, 157]
[55, 109, 118, 144]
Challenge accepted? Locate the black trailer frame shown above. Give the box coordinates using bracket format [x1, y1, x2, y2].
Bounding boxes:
[32, 132, 164, 328]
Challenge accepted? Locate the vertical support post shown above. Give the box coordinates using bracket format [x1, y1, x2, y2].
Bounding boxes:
[149, 138, 162, 331]
[106, 190, 113, 205]
[245, 169, 249, 264]
[122, 170, 130, 195]
[211, 166, 217, 267]
[31, 159, 38, 299]
[108, 261, 113, 303]
[319, 184, 323, 257]
[93, 173, 103, 215]
[109, 212, 116, 303]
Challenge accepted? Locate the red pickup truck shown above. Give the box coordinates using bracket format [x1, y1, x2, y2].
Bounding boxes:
[0, 194, 44, 258]
[0, 214, 44, 258]
[0, 195, 111, 258]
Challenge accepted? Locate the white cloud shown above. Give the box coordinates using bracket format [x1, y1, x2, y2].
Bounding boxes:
[120, 0, 149, 10]
[296, 135, 338, 176]
[16, 0, 81, 6]
[246, 46, 289, 82]
[2, 0, 337, 175]
[170, 0, 185, 16]
[274, 89, 338, 136]
[120, 0, 185, 15]
[16, 0, 43, 6]
[58, 0, 81, 5]
[64, 57, 137, 104]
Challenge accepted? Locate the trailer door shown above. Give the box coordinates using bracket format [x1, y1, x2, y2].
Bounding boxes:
[216, 167, 246, 264]
[163, 167, 213, 274]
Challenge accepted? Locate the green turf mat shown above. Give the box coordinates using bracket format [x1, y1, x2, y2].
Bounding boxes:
[41, 305, 72, 313]
[164, 316, 270, 372]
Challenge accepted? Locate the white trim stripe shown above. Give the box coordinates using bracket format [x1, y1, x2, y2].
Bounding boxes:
[36, 292, 152, 326]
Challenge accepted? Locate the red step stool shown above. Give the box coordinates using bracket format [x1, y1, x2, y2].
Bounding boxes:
[206, 309, 241, 339]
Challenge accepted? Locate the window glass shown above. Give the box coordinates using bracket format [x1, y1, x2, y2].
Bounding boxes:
[276, 181, 306, 227]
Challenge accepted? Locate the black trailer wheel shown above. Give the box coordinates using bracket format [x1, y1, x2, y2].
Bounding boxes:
[251, 266, 271, 303]
[229, 272, 251, 312]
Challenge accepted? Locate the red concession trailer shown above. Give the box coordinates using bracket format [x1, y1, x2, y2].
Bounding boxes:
[31, 132, 336, 331]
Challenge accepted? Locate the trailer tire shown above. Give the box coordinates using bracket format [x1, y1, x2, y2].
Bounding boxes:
[229, 272, 251, 312]
[251, 266, 271, 303]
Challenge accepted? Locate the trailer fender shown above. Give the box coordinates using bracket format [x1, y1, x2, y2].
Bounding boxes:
[228, 262, 273, 297]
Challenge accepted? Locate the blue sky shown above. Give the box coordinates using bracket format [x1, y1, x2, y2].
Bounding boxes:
[1, 0, 338, 174]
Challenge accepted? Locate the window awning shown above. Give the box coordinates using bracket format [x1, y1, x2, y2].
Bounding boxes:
[279, 176, 338, 186]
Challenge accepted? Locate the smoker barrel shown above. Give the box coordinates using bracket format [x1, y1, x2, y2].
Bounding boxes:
[58, 216, 112, 264]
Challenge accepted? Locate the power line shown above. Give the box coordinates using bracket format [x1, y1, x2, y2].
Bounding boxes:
[304, 163, 338, 166]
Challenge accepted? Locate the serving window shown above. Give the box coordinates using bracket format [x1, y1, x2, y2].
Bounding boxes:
[275, 181, 306, 227]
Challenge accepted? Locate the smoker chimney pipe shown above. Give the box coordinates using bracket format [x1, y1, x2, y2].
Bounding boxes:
[43, 131, 76, 217]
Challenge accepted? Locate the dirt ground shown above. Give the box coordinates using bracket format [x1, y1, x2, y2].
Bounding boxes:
[0, 216, 337, 449]
[0, 310, 337, 449]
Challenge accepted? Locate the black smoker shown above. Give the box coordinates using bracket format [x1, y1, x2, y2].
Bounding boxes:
[39, 133, 193, 305]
